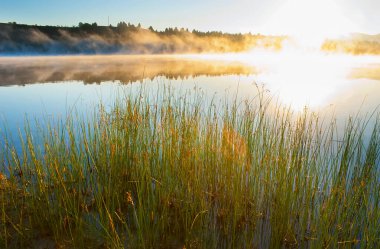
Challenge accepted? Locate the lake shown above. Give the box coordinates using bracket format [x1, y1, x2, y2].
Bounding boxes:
[0, 52, 380, 147]
[1, 52, 380, 248]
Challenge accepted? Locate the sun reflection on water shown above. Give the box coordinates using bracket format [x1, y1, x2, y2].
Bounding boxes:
[182, 50, 380, 110]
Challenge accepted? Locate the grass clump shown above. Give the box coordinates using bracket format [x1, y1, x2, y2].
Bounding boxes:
[0, 88, 379, 248]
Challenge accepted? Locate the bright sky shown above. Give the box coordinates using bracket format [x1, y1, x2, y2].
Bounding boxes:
[0, 0, 379, 35]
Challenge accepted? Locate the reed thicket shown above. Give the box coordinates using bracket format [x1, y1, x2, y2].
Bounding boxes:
[1, 88, 379, 248]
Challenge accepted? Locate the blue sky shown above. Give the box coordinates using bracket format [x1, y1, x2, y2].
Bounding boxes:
[1, 0, 379, 34]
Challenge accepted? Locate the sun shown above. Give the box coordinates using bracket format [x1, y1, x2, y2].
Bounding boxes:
[261, 0, 357, 47]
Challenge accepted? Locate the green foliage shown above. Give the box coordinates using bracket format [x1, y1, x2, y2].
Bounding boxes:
[1, 88, 379, 248]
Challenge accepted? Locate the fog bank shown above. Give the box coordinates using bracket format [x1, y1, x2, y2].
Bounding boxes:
[0, 23, 284, 55]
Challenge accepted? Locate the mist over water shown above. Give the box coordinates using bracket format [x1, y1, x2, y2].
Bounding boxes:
[0, 53, 379, 109]
[0, 53, 379, 151]
[0, 23, 284, 55]
[0, 55, 255, 86]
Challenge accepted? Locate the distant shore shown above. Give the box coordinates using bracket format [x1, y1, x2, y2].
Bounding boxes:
[2, 22, 380, 56]
[0, 22, 284, 55]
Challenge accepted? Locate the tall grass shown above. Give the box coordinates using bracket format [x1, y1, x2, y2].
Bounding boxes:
[0, 87, 379, 248]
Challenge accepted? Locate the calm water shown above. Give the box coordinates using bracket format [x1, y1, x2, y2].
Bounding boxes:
[0, 53, 380, 148]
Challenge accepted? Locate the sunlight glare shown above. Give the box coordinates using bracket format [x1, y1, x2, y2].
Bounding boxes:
[261, 0, 357, 48]
[180, 51, 380, 111]
[255, 52, 350, 110]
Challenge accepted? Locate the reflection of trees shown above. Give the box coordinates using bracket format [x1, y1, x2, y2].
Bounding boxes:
[349, 65, 380, 80]
[1, 55, 379, 87]
[0, 56, 257, 86]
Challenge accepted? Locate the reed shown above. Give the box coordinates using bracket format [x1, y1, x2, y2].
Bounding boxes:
[0, 87, 379, 248]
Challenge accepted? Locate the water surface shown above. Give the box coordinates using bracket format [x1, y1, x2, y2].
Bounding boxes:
[0, 53, 379, 148]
